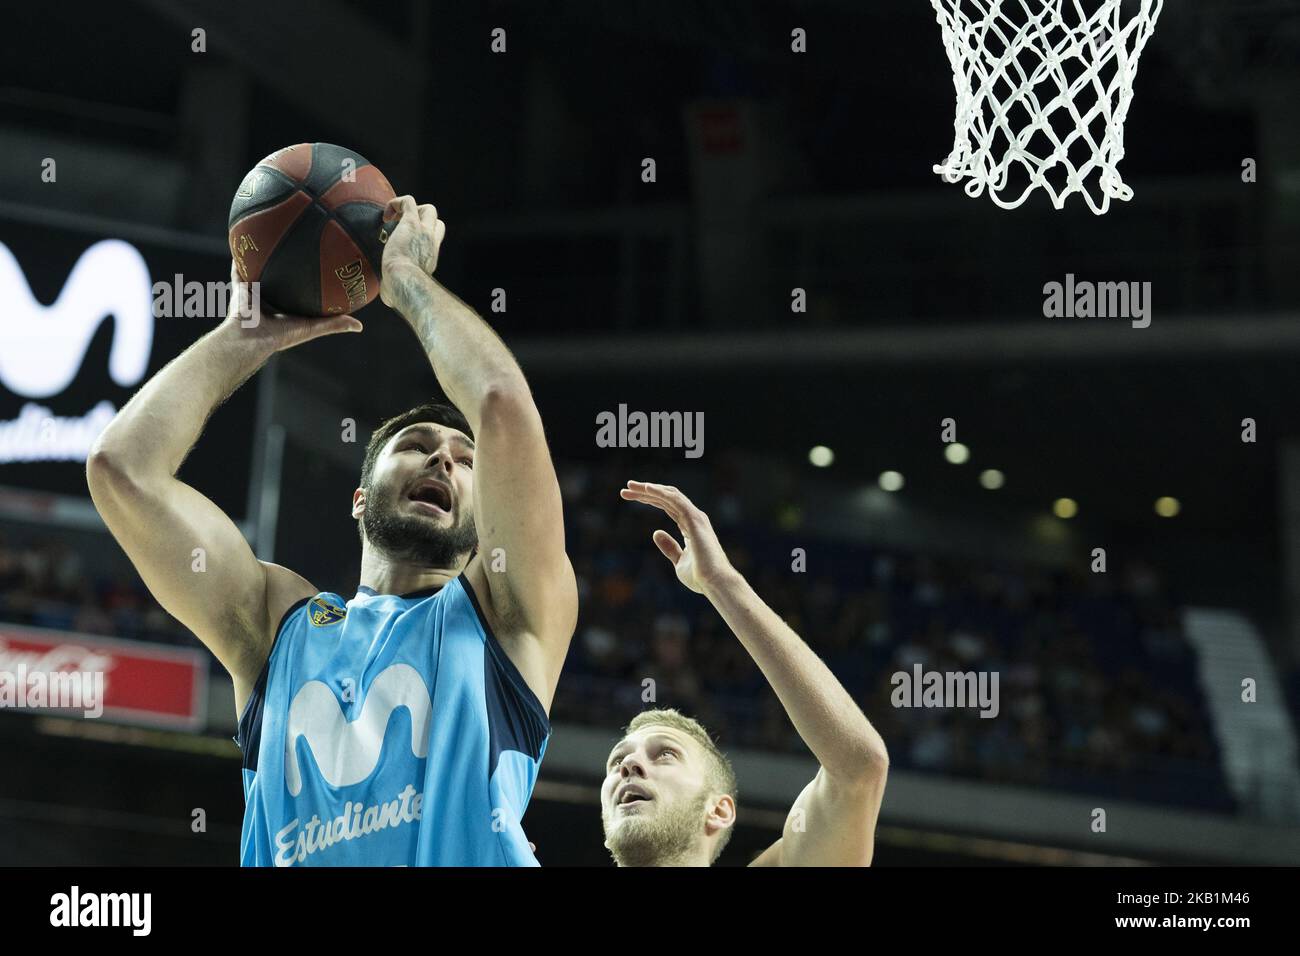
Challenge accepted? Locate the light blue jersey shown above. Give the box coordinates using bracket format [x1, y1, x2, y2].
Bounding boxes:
[235, 573, 548, 866]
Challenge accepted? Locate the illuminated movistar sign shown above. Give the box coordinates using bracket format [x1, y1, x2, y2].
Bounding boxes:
[0, 240, 154, 463]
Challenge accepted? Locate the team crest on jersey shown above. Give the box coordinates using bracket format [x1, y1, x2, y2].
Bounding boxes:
[308, 598, 348, 627]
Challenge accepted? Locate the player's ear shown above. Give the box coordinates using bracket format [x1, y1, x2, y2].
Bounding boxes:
[351, 488, 366, 520]
[706, 793, 736, 834]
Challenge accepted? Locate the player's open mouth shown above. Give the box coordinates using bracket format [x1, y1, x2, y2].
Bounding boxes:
[407, 480, 452, 516]
[616, 785, 652, 808]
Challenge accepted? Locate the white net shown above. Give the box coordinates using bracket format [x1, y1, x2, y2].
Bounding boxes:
[931, 0, 1164, 214]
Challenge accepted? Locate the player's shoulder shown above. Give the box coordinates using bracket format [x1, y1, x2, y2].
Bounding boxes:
[259, 561, 319, 641]
[222, 563, 317, 702]
[462, 549, 577, 640]
[748, 839, 783, 867]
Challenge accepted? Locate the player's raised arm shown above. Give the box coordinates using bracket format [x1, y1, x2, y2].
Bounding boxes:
[377, 196, 577, 707]
[86, 267, 355, 713]
[620, 480, 889, 866]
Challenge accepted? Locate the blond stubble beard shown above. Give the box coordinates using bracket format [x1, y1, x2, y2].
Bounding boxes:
[603, 790, 710, 867]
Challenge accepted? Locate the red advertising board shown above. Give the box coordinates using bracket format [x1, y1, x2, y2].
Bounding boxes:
[0, 623, 207, 730]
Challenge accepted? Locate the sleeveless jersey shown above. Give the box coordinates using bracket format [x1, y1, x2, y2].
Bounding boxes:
[235, 573, 548, 866]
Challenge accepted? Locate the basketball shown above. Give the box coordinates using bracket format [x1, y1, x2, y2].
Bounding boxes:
[227, 143, 395, 317]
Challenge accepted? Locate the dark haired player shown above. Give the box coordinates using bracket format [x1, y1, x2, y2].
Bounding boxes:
[87, 196, 576, 865]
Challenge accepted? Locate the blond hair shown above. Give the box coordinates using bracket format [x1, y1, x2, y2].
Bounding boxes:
[624, 708, 738, 862]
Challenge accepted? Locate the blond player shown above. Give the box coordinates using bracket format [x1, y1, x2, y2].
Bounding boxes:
[599, 480, 888, 866]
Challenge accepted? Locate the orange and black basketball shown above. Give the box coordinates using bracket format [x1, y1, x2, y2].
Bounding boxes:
[227, 143, 396, 317]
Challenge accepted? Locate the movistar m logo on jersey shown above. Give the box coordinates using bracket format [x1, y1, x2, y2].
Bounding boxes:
[284, 663, 431, 797]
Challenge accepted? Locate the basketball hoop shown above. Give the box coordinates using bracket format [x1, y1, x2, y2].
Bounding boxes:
[931, 0, 1164, 214]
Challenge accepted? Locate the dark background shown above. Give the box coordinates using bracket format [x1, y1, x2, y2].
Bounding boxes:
[2, 0, 1300, 866]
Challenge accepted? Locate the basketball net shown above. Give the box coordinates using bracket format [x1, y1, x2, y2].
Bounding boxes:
[931, 0, 1164, 215]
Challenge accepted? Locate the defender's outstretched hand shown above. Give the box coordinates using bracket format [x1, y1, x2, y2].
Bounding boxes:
[620, 477, 888, 867]
[620, 480, 735, 595]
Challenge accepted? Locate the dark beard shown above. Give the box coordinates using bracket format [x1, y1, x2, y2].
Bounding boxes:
[361, 483, 478, 569]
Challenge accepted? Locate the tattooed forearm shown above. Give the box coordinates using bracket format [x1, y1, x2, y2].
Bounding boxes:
[382, 265, 525, 424]
[386, 264, 436, 330]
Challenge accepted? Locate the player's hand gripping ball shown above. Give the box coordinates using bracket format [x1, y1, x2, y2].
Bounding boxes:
[378, 196, 446, 309]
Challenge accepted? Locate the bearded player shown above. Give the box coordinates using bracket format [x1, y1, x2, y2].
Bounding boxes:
[600, 481, 888, 866]
[87, 196, 576, 866]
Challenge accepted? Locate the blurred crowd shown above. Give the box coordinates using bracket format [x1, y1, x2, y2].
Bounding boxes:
[554, 460, 1237, 812]
[0, 466, 1263, 812]
[0, 537, 200, 652]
